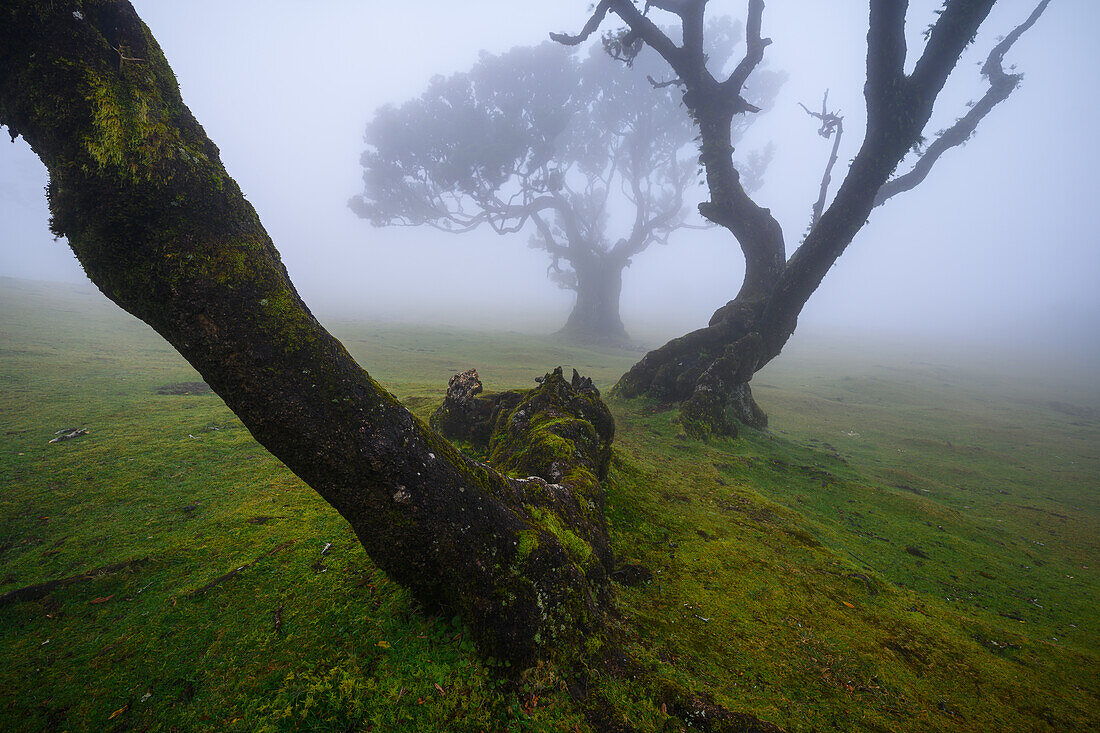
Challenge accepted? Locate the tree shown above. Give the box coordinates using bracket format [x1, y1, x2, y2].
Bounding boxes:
[0, 0, 618, 672]
[554, 0, 1051, 437]
[349, 34, 782, 344]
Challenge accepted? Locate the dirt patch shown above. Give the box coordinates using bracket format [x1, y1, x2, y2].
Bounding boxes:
[155, 382, 211, 396]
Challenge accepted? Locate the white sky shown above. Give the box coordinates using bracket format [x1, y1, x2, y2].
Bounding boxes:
[1, 1, 1097, 361]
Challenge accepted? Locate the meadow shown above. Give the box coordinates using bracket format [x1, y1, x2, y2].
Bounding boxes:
[1, 277, 1097, 731]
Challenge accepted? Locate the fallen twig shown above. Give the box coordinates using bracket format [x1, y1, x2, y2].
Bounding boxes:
[846, 572, 876, 595]
[273, 602, 285, 633]
[0, 558, 148, 608]
[49, 427, 88, 443]
[188, 541, 295, 597]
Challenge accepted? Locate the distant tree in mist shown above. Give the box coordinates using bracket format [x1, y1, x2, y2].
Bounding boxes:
[555, 0, 1052, 437]
[350, 28, 783, 344]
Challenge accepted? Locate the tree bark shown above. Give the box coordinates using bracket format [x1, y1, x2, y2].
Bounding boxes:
[558, 253, 630, 345]
[0, 0, 616, 670]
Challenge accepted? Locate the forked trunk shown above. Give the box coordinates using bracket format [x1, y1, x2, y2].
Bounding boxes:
[587, 0, 1011, 442]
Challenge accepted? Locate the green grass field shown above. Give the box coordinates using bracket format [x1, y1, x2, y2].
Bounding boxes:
[1, 277, 1097, 731]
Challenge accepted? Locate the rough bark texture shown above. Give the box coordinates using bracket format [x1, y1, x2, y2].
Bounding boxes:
[0, 0, 616, 670]
[561, 0, 1042, 439]
[429, 369, 524, 446]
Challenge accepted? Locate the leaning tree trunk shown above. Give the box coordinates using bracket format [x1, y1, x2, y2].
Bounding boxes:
[0, 0, 616, 670]
[558, 253, 629, 345]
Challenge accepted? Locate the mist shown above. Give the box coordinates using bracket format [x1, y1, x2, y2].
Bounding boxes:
[2, 0, 1097, 370]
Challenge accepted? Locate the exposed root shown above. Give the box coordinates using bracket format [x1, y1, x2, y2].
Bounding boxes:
[0, 558, 148, 607]
[187, 541, 294, 598]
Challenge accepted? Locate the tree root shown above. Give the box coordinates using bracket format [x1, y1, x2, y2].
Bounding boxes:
[0, 558, 149, 608]
[187, 540, 294, 598]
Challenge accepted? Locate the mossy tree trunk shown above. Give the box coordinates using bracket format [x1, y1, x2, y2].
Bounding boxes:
[559, 0, 1043, 439]
[0, 0, 617, 670]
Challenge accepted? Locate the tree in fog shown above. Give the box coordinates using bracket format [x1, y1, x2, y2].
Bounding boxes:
[556, 0, 1051, 437]
[350, 32, 782, 344]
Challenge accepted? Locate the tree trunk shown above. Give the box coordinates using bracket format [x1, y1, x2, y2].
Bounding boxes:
[558, 254, 629, 344]
[0, 0, 615, 670]
[612, 294, 771, 438]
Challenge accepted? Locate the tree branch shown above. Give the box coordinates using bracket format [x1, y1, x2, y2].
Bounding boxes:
[647, 74, 683, 88]
[908, 0, 999, 104]
[800, 91, 844, 228]
[645, 0, 705, 16]
[550, 0, 613, 45]
[604, 0, 690, 79]
[725, 0, 771, 92]
[864, 0, 909, 123]
[874, 0, 1051, 207]
[611, 150, 689, 262]
[530, 211, 570, 259]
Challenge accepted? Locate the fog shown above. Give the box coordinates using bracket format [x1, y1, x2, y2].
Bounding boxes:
[2, 1, 1097, 369]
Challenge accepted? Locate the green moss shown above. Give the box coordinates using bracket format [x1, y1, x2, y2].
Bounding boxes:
[514, 530, 540, 564]
[526, 507, 592, 566]
[81, 61, 188, 182]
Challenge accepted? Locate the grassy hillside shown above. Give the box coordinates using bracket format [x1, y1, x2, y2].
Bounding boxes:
[1, 277, 1097, 731]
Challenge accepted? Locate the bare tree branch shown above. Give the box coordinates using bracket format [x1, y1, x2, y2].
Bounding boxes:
[909, 0, 999, 103]
[800, 91, 844, 228]
[645, 0, 705, 16]
[647, 74, 684, 89]
[725, 0, 771, 92]
[550, 0, 613, 45]
[603, 0, 690, 78]
[674, 0, 707, 74]
[874, 0, 1051, 207]
[984, 0, 1050, 80]
[864, 0, 909, 123]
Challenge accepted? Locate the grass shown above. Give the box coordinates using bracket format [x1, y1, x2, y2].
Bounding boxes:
[1, 276, 1097, 731]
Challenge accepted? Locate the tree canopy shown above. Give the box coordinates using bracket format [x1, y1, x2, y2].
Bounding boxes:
[351, 30, 782, 342]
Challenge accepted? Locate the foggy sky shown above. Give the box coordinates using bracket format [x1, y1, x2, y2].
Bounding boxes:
[2, 1, 1097, 362]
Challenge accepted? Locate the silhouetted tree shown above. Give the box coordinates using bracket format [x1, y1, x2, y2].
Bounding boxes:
[555, 0, 1051, 437]
[350, 33, 782, 344]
